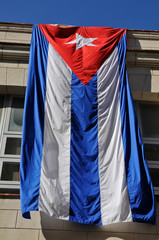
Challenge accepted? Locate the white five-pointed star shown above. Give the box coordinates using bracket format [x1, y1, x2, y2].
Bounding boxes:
[65, 33, 98, 50]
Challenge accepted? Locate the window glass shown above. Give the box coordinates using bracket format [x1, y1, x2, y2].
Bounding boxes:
[140, 103, 159, 138]
[1, 162, 19, 181]
[145, 144, 159, 161]
[8, 97, 24, 132]
[4, 138, 21, 155]
[149, 168, 159, 187]
[0, 188, 20, 194]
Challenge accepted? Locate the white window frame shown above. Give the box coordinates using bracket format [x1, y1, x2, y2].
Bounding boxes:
[0, 95, 24, 193]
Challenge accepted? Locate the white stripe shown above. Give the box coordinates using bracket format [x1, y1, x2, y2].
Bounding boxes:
[97, 47, 132, 225]
[39, 43, 72, 219]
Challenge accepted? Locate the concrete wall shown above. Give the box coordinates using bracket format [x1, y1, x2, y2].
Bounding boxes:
[0, 199, 159, 240]
[0, 22, 159, 240]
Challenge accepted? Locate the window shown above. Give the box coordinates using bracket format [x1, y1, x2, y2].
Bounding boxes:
[0, 95, 24, 194]
[0, 96, 158, 195]
[135, 102, 159, 195]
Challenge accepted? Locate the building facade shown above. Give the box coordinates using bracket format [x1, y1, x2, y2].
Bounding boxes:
[0, 22, 159, 240]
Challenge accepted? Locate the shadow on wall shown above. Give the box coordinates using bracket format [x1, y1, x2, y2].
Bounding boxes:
[126, 31, 152, 94]
[40, 212, 149, 240]
[40, 212, 126, 240]
[127, 66, 152, 93]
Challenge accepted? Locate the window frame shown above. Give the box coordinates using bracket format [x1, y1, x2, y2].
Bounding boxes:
[135, 101, 159, 195]
[0, 95, 24, 193]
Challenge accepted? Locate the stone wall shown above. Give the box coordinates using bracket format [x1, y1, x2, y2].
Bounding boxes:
[0, 199, 159, 240]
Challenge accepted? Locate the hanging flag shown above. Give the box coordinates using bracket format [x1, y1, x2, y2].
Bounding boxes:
[20, 24, 156, 225]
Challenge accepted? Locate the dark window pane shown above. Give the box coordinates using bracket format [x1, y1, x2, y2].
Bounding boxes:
[1, 162, 20, 181]
[0, 188, 20, 194]
[149, 168, 159, 187]
[140, 103, 159, 138]
[144, 144, 159, 161]
[8, 97, 24, 132]
[5, 138, 21, 155]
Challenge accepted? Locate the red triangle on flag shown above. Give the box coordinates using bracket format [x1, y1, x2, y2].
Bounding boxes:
[38, 24, 126, 86]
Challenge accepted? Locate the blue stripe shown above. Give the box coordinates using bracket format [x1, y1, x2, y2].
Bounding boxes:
[69, 73, 102, 225]
[20, 25, 49, 218]
[118, 34, 156, 224]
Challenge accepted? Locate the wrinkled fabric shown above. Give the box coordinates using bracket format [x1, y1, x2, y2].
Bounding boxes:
[20, 24, 156, 225]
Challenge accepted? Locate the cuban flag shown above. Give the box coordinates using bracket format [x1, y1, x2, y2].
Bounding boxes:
[20, 24, 155, 225]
